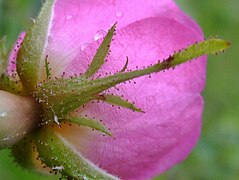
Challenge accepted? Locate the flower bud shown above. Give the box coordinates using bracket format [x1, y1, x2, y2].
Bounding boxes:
[0, 90, 40, 149]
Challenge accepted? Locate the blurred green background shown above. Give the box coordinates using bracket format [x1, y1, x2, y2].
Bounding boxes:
[0, 0, 238, 179]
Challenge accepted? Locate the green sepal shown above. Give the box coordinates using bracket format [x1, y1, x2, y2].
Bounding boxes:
[0, 37, 8, 75]
[97, 94, 144, 113]
[119, 57, 129, 73]
[33, 38, 229, 122]
[34, 127, 118, 179]
[84, 23, 116, 78]
[0, 74, 26, 95]
[11, 134, 38, 170]
[33, 77, 89, 121]
[65, 116, 112, 136]
[45, 55, 51, 79]
[16, 0, 55, 91]
[161, 38, 230, 69]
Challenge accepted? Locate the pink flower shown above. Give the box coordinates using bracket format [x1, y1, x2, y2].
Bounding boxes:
[4, 0, 224, 179]
[40, 0, 206, 179]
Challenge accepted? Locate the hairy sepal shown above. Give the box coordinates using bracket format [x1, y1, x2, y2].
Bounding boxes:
[0, 37, 8, 75]
[33, 38, 229, 123]
[16, 0, 55, 91]
[97, 94, 144, 113]
[66, 116, 112, 136]
[0, 74, 25, 95]
[163, 38, 230, 68]
[11, 135, 37, 170]
[84, 23, 116, 78]
[119, 57, 129, 73]
[34, 127, 118, 179]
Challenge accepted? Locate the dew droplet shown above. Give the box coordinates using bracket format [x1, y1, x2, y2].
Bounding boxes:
[83, 176, 88, 180]
[94, 30, 107, 41]
[0, 112, 7, 117]
[66, 14, 73, 20]
[116, 11, 124, 18]
[80, 43, 90, 51]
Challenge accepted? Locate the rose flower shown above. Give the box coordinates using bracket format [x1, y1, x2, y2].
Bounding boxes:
[0, 0, 229, 179]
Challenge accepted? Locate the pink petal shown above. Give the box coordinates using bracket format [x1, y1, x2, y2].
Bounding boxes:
[60, 17, 206, 179]
[46, 0, 202, 76]
[7, 32, 26, 76]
